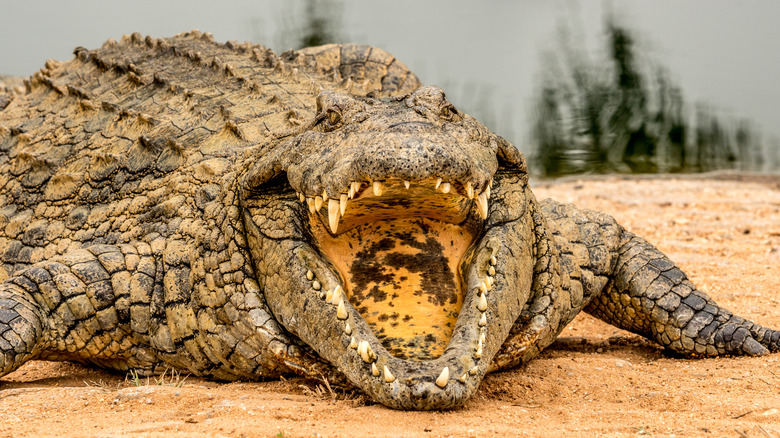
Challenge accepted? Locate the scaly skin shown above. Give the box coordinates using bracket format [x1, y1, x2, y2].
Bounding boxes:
[0, 32, 778, 410]
[0, 75, 23, 111]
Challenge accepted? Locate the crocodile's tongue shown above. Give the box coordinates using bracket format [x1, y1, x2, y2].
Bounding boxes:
[311, 181, 479, 361]
[314, 216, 474, 360]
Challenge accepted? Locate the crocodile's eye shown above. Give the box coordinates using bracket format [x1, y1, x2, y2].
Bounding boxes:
[316, 107, 343, 132]
[328, 110, 341, 126]
[440, 104, 459, 121]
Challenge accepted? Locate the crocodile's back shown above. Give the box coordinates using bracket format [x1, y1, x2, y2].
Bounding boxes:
[0, 31, 419, 281]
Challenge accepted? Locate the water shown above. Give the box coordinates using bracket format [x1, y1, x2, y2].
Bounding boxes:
[1, 1, 778, 174]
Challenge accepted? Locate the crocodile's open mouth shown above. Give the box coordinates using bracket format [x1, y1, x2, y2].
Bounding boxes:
[309, 178, 486, 361]
[242, 168, 534, 410]
[240, 86, 536, 409]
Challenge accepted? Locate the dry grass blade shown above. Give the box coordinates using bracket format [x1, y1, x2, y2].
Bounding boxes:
[734, 410, 753, 419]
[755, 425, 774, 438]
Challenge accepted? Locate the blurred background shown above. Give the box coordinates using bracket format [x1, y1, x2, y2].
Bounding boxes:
[1, 0, 778, 177]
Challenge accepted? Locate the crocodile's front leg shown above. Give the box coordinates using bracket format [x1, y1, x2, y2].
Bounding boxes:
[542, 199, 779, 357]
[0, 244, 164, 377]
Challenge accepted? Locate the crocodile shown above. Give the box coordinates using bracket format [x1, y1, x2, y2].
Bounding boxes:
[0, 31, 778, 410]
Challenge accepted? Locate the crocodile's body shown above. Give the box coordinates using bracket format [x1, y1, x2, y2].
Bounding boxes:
[0, 32, 777, 410]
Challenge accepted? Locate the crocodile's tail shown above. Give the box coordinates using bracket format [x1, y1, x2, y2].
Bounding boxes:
[0, 282, 44, 377]
[585, 229, 780, 357]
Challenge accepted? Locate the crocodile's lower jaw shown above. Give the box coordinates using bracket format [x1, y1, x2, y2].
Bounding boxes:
[246, 178, 534, 409]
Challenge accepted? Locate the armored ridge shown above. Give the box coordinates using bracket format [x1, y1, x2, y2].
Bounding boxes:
[0, 76, 24, 111]
[0, 31, 778, 410]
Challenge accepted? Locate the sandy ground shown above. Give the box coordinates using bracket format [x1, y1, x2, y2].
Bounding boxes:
[1, 176, 779, 438]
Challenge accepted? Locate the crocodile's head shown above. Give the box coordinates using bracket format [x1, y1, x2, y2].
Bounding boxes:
[241, 86, 537, 409]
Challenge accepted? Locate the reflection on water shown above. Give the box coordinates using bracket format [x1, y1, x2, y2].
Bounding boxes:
[271, 0, 345, 50]
[532, 15, 776, 176]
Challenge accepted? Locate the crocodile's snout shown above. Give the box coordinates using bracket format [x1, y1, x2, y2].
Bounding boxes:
[282, 86, 502, 232]
[242, 86, 535, 409]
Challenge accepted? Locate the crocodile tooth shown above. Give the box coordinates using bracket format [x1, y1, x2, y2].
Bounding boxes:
[479, 332, 486, 345]
[383, 366, 395, 383]
[348, 184, 355, 199]
[328, 199, 340, 234]
[466, 181, 474, 199]
[476, 191, 489, 219]
[435, 367, 449, 388]
[371, 362, 380, 377]
[330, 285, 343, 305]
[298, 193, 305, 202]
[312, 280, 322, 291]
[306, 197, 316, 214]
[458, 373, 468, 383]
[404, 180, 410, 189]
[349, 337, 358, 349]
[479, 281, 488, 294]
[314, 195, 323, 211]
[359, 341, 372, 363]
[322, 190, 329, 203]
[489, 255, 497, 266]
[469, 366, 478, 376]
[440, 182, 450, 194]
[475, 344, 483, 359]
[340, 194, 348, 215]
[325, 289, 333, 302]
[306, 270, 314, 281]
[486, 276, 494, 289]
[479, 313, 487, 327]
[373, 181, 384, 196]
[488, 266, 496, 276]
[336, 300, 348, 320]
[319, 291, 326, 300]
[477, 292, 487, 312]
[435, 177, 442, 189]
[352, 181, 361, 197]
[485, 185, 491, 199]
[344, 322, 352, 335]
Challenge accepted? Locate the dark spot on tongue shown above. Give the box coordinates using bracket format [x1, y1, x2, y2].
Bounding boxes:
[382, 233, 456, 306]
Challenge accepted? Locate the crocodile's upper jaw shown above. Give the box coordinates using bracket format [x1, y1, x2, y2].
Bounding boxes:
[241, 86, 535, 409]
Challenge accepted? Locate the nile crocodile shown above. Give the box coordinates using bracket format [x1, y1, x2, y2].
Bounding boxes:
[0, 31, 777, 410]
